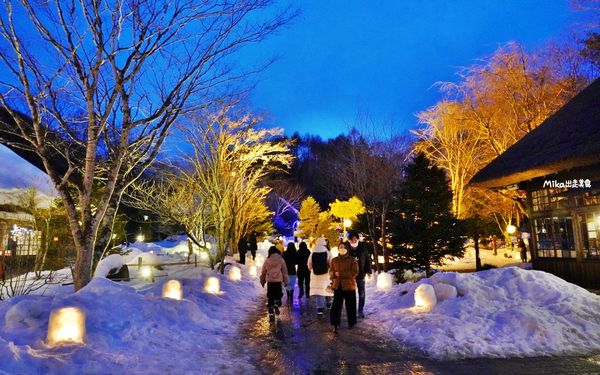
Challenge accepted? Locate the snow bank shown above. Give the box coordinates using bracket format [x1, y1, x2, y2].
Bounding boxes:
[0, 241, 263, 374]
[366, 267, 600, 359]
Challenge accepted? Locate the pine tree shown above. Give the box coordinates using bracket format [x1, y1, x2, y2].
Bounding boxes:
[390, 153, 465, 274]
[296, 196, 321, 239]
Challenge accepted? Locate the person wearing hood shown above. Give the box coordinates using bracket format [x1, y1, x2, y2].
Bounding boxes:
[346, 231, 372, 319]
[330, 242, 359, 333]
[260, 246, 289, 317]
[307, 237, 333, 315]
[282, 242, 298, 303]
[296, 241, 311, 299]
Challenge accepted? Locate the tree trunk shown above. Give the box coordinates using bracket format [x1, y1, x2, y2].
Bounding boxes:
[73, 237, 94, 291]
[382, 209, 389, 271]
[474, 229, 481, 271]
[366, 211, 380, 272]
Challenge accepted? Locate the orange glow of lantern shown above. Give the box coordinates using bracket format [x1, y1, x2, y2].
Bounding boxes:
[248, 265, 257, 278]
[228, 266, 242, 281]
[47, 307, 86, 345]
[376, 273, 392, 291]
[162, 280, 183, 300]
[204, 276, 220, 294]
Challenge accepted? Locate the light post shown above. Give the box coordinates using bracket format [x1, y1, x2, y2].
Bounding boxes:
[343, 218, 352, 240]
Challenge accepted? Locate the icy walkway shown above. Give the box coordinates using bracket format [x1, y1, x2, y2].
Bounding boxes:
[236, 295, 600, 375]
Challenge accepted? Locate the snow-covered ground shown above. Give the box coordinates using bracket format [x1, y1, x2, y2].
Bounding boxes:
[0, 238, 270, 374]
[365, 267, 600, 359]
[440, 246, 529, 271]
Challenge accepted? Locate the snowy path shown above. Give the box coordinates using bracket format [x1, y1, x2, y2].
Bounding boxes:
[236, 295, 600, 375]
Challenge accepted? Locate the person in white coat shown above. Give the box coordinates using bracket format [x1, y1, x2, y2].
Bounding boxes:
[307, 237, 333, 315]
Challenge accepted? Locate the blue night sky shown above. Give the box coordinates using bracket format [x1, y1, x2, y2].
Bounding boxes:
[242, 0, 587, 140]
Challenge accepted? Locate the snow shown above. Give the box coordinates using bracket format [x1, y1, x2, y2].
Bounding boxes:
[0, 144, 57, 208]
[441, 246, 529, 271]
[0, 237, 265, 374]
[366, 266, 600, 359]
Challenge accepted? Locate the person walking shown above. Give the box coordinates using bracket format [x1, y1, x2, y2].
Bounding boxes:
[249, 232, 258, 261]
[296, 241, 311, 299]
[282, 242, 298, 303]
[307, 237, 333, 315]
[518, 238, 528, 263]
[260, 246, 289, 318]
[330, 242, 358, 333]
[237, 236, 248, 265]
[346, 231, 372, 319]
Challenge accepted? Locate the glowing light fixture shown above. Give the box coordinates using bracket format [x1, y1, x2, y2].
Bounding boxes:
[140, 266, 152, 279]
[248, 265, 257, 278]
[228, 266, 242, 281]
[136, 234, 145, 242]
[204, 277, 220, 294]
[414, 284, 437, 308]
[376, 273, 392, 291]
[343, 219, 352, 228]
[162, 280, 183, 300]
[47, 307, 86, 345]
[507, 225, 517, 235]
[378, 255, 385, 264]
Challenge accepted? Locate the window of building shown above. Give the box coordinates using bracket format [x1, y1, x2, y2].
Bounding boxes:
[531, 188, 568, 212]
[534, 216, 576, 258]
[575, 191, 600, 207]
[581, 213, 600, 259]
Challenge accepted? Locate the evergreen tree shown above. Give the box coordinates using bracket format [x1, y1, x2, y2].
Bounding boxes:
[296, 196, 321, 239]
[390, 153, 466, 274]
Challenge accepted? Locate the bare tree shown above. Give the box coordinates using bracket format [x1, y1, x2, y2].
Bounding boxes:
[0, 1, 291, 290]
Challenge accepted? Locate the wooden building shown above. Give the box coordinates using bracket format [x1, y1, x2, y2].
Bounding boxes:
[470, 78, 600, 288]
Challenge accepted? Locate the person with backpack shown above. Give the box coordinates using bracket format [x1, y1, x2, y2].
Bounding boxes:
[260, 246, 289, 318]
[329, 242, 359, 333]
[282, 242, 298, 303]
[296, 241, 311, 299]
[307, 237, 333, 315]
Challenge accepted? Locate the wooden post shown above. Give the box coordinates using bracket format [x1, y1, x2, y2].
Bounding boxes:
[194, 255, 197, 268]
[138, 256, 142, 269]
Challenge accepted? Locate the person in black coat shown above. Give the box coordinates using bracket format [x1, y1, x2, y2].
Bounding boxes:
[249, 232, 258, 260]
[346, 231, 372, 318]
[296, 241, 311, 298]
[238, 236, 248, 265]
[282, 242, 298, 303]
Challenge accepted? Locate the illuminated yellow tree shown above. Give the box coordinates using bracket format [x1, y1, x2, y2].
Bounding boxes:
[329, 196, 366, 239]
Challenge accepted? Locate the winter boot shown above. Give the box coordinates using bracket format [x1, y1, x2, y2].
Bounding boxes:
[317, 308, 324, 316]
[358, 310, 365, 319]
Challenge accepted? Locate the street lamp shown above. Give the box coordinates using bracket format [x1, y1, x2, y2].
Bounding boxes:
[507, 224, 517, 235]
[343, 218, 352, 240]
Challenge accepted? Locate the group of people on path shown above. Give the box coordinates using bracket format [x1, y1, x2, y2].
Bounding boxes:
[258, 231, 372, 333]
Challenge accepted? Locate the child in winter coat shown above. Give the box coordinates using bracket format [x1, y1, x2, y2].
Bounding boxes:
[260, 246, 289, 317]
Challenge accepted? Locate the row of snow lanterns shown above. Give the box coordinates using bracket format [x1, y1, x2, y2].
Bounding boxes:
[47, 262, 260, 346]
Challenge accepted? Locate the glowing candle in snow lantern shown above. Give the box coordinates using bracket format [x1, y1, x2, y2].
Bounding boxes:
[228, 266, 242, 281]
[140, 266, 152, 279]
[162, 280, 183, 300]
[47, 307, 86, 345]
[204, 277, 220, 294]
[414, 284, 437, 308]
[254, 255, 265, 268]
[376, 272, 392, 291]
[248, 265, 257, 278]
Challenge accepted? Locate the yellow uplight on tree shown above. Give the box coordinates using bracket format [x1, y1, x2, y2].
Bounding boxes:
[248, 265, 257, 278]
[162, 280, 183, 300]
[228, 266, 242, 281]
[204, 277, 220, 294]
[47, 307, 86, 345]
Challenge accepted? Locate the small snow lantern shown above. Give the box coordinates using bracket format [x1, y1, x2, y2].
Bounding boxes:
[414, 284, 437, 308]
[162, 280, 183, 300]
[228, 266, 242, 281]
[433, 283, 457, 301]
[204, 276, 220, 294]
[47, 307, 86, 345]
[199, 251, 209, 261]
[376, 272, 392, 291]
[254, 255, 265, 268]
[248, 265, 257, 278]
